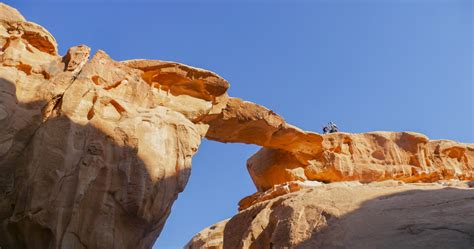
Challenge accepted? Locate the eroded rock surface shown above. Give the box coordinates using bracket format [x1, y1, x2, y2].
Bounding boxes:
[190, 181, 474, 249]
[201, 97, 323, 155]
[248, 132, 474, 191]
[184, 219, 228, 249]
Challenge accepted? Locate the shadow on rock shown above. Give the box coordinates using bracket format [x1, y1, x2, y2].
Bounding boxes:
[297, 188, 474, 249]
[0, 78, 189, 249]
[224, 184, 474, 249]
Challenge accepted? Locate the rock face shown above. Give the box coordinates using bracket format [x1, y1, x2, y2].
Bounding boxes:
[1, 3, 473, 249]
[201, 97, 323, 155]
[188, 181, 474, 249]
[184, 219, 228, 249]
[224, 181, 474, 249]
[248, 132, 474, 191]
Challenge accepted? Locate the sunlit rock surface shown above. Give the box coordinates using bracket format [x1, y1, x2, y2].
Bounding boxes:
[248, 132, 474, 191]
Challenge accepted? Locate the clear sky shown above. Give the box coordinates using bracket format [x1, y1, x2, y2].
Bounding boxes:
[7, 0, 473, 248]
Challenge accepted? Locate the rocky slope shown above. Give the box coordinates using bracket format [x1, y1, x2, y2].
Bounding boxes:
[0, 3, 472, 249]
[190, 180, 473, 249]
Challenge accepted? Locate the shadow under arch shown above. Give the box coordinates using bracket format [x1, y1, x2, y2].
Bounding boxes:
[294, 187, 474, 249]
[0, 77, 189, 249]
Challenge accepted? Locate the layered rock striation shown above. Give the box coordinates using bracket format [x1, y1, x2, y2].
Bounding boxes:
[248, 131, 473, 191]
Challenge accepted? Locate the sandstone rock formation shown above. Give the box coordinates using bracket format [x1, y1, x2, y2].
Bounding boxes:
[201, 97, 323, 155]
[225, 180, 474, 249]
[184, 219, 228, 249]
[1, 3, 473, 249]
[188, 180, 474, 249]
[248, 132, 474, 191]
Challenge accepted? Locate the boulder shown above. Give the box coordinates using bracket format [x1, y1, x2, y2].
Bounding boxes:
[184, 219, 228, 249]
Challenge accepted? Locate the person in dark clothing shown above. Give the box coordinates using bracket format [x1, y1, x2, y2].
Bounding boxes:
[329, 122, 339, 133]
[323, 126, 329, 134]
[323, 122, 339, 134]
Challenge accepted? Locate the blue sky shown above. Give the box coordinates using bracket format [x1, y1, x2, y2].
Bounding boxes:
[7, 0, 473, 248]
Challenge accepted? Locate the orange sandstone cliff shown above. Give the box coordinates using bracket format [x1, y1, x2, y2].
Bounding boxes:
[0, 4, 472, 249]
